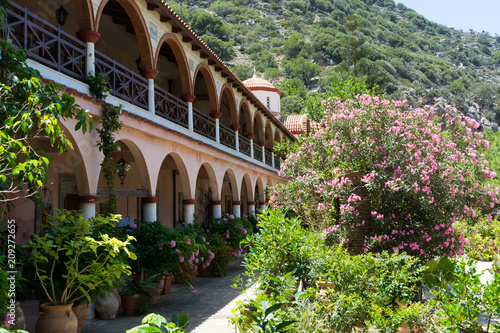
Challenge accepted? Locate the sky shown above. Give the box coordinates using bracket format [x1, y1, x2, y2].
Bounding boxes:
[396, 0, 500, 36]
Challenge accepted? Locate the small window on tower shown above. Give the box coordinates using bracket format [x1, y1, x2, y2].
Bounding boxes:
[266, 97, 271, 109]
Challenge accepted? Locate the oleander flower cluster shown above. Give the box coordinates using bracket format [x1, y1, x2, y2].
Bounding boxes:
[273, 95, 499, 259]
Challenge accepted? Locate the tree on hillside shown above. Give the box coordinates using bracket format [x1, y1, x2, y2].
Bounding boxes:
[283, 57, 321, 86]
[339, 14, 370, 78]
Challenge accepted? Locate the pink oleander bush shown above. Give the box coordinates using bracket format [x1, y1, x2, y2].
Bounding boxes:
[273, 95, 499, 259]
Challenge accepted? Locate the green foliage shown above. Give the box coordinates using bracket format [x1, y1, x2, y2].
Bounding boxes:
[23, 210, 135, 305]
[201, 35, 235, 61]
[242, 209, 307, 294]
[0, 16, 92, 215]
[429, 259, 500, 333]
[483, 129, 500, 189]
[190, 10, 229, 39]
[96, 104, 123, 215]
[283, 57, 321, 85]
[230, 64, 253, 81]
[306, 74, 378, 122]
[85, 71, 110, 100]
[126, 313, 190, 333]
[458, 216, 500, 261]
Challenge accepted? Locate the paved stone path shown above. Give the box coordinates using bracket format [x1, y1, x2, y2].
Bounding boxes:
[23, 258, 249, 333]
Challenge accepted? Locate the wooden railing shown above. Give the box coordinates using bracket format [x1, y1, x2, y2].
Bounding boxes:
[7, 2, 86, 81]
[274, 155, 281, 170]
[154, 86, 189, 128]
[265, 150, 273, 166]
[239, 135, 252, 157]
[254, 142, 263, 162]
[94, 51, 148, 110]
[193, 109, 216, 140]
[220, 124, 235, 149]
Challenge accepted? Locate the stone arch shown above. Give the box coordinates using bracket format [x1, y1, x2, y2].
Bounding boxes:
[57, 119, 95, 195]
[163, 152, 192, 199]
[95, 0, 155, 69]
[74, 0, 95, 31]
[255, 177, 265, 203]
[193, 62, 219, 113]
[274, 129, 282, 145]
[239, 100, 253, 137]
[219, 84, 238, 127]
[199, 162, 220, 201]
[241, 173, 254, 199]
[265, 121, 274, 150]
[254, 112, 266, 144]
[114, 138, 152, 195]
[154, 34, 192, 96]
[224, 168, 239, 202]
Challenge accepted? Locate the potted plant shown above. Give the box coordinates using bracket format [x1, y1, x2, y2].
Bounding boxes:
[24, 210, 136, 333]
[120, 273, 161, 316]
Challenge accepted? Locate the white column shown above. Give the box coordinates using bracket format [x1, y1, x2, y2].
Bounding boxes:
[182, 95, 196, 131]
[259, 202, 267, 212]
[248, 202, 256, 216]
[213, 201, 222, 219]
[232, 201, 241, 218]
[183, 199, 195, 224]
[142, 197, 158, 222]
[78, 196, 98, 220]
[187, 102, 194, 131]
[250, 139, 254, 158]
[148, 78, 155, 114]
[85, 42, 95, 75]
[215, 118, 220, 144]
[262, 146, 265, 163]
[77, 31, 100, 76]
[235, 130, 239, 152]
[272, 152, 275, 168]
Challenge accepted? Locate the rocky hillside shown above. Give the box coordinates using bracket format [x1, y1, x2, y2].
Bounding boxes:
[170, 0, 500, 130]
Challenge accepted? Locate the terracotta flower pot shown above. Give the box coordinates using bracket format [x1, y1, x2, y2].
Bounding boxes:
[121, 294, 140, 316]
[35, 302, 78, 333]
[72, 303, 88, 333]
[161, 275, 173, 295]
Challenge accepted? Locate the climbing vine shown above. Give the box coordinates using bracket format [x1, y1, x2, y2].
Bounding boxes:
[96, 103, 123, 214]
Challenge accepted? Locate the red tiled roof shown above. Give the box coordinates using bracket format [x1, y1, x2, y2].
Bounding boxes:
[279, 114, 319, 136]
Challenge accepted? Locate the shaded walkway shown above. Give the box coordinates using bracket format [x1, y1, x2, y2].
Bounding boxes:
[81, 258, 248, 333]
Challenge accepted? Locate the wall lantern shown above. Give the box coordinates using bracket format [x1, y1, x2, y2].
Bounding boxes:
[135, 57, 142, 72]
[55, 1, 69, 26]
[116, 151, 131, 185]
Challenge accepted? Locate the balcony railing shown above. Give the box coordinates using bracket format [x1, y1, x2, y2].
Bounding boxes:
[220, 124, 236, 149]
[274, 156, 281, 170]
[265, 150, 273, 166]
[6, 3, 280, 170]
[193, 109, 216, 140]
[95, 51, 148, 110]
[254, 142, 263, 162]
[154, 86, 189, 128]
[239, 135, 252, 157]
[7, 2, 86, 81]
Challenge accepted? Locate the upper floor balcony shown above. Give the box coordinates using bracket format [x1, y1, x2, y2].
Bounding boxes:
[6, 0, 294, 171]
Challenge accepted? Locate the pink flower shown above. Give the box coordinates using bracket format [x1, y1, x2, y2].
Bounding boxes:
[226, 234, 230, 239]
[185, 239, 191, 245]
[194, 258, 199, 263]
[170, 240, 176, 247]
[229, 214, 235, 219]
[129, 223, 137, 229]
[178, 255, 184, 263]
[175, 249, 181, 254]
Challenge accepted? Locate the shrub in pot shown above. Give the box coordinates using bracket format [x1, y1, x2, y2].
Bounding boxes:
[23, 210, 135, 332]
